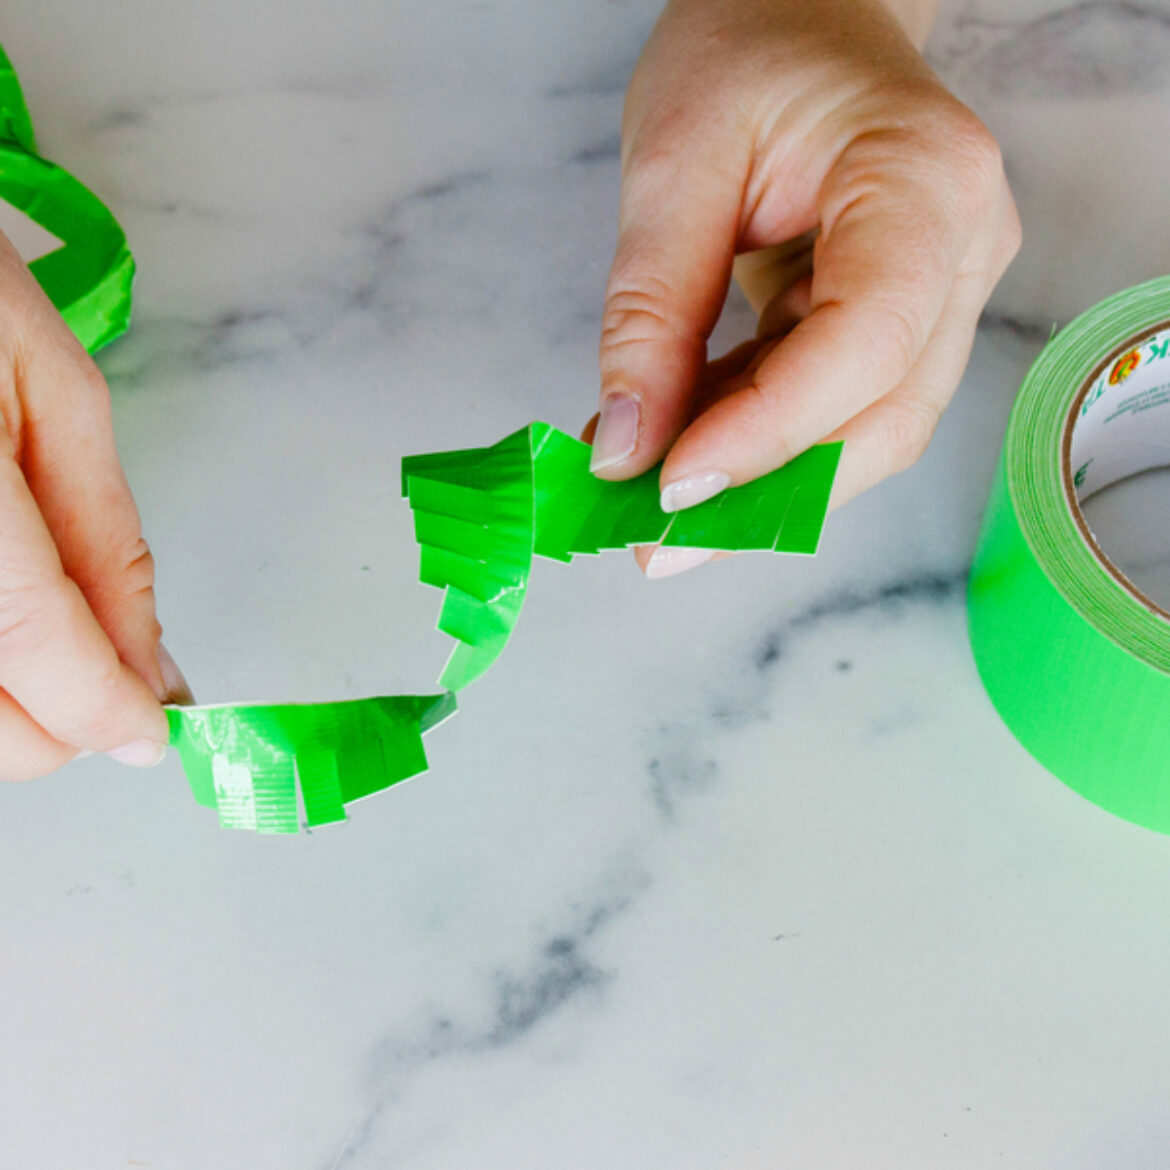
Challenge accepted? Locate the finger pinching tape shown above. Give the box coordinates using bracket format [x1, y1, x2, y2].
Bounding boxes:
[969, 275, 1170, 832]
[0, 47, 849, 835]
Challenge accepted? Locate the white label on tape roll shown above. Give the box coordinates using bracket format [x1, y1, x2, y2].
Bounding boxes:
[1070, 324, 1170, 502]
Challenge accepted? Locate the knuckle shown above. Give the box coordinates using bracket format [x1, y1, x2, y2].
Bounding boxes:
[625, 101, 705, 171]
[122, 537, 156, 592]
[0, 580, 64, 660]
[0, 300, 28, 366]
[75, 358, 112, 409]
[999, 201, 1024, 265]
[879, 305, 923, 374]
[106, 534, 156, 602]
[623, 105, 739, 198]
[941, 107, 1007, 205]
[623, 133, 688, 199]
[80, 532, 159, 626]
[885, 394, 940, 473]
[0, 581, 123, 747]
[601, 277, 689, 351]
[735, 379, 796, 468]
[851, 299, 924, 379]
[71, 669, 124, 743]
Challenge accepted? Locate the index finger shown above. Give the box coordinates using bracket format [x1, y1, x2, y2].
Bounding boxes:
[656, 120, 1005, 503]
[0, 423, 169, 755]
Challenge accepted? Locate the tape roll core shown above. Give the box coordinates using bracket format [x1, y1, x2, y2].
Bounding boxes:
[1062, 320, 1170, 622]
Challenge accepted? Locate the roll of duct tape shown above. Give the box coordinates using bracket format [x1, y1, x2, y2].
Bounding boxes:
[969, 275, 1170, 832]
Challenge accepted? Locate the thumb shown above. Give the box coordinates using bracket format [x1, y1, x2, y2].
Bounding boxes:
[591, 111, 746, 480]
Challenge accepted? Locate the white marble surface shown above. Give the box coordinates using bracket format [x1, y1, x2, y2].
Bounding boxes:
[2, 2, 1170, 1167]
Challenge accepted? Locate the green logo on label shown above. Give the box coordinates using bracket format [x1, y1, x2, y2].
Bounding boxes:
[1081, 380, 1106, 417]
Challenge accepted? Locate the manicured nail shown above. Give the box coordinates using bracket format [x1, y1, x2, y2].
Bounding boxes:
[158, 643, 195, 706]
[105, 739, 168, 768]
[660, 470, 731, 512]
[590, 394, 639, 472]
[645, 545, 715, 580]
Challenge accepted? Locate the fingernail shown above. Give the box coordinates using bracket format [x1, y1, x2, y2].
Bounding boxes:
[645, 545, 716, 580]
[660, 470, 731, 512]
[590, 394, 639, 472]
[105, 739, 168, 768]
[158, 643, 195, 706]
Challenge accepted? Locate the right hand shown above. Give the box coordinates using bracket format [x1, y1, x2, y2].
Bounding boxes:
[587, 0, 1020, 578]
[0, 232, 190, 782]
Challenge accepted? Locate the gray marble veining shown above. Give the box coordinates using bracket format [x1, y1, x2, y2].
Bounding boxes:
[0, 2, 1168, 1167]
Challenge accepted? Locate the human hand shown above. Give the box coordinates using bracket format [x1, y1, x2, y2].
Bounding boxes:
[0, 233, 190, 781]
[588, 0, 1021, 577]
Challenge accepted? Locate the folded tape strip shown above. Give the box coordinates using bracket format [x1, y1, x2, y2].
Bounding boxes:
[0, 45, 134, 353]
[169, 424, 841, 833]
[0, 45, 843, 833]
[403, 422, 843, 691]
[167, 694, 457, 833]
[24, 31, 1165, 836]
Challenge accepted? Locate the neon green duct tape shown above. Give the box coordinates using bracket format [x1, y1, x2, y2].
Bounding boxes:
[0, 47, 36, 153]
[0, 45, 134, 353]
[0, 45, 842, 834]
[168, 424, 839, 834]
[404, 422, 843, 691]
[166, 694, 457, 834]
[969, 275, 1170, 832]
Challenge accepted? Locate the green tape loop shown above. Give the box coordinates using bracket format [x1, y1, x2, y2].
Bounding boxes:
[0, 45, 134, 353]
[0, 45, 843, 833]
[0, 47, 843, 833]
[171, 424, 839, 834]
[969, 275, 1170, 832]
